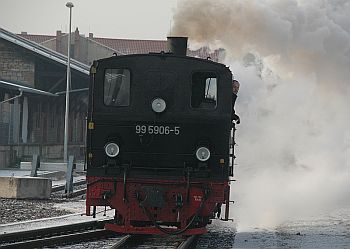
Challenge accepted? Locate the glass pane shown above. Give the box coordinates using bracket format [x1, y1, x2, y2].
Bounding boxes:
[204, 78, 217, 101]
[104, 69, 130, 106]
[191, 72, 217, 109]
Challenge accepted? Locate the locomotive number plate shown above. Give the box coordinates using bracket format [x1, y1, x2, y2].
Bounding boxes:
[135, 125, 180, 135]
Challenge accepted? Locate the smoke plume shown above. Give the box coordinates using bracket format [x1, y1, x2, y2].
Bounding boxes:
[172, 0, 350, 228]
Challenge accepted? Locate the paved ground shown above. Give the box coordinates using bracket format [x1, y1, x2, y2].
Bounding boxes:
[193, 206, 350, 248]
[231, 207, 350, 249]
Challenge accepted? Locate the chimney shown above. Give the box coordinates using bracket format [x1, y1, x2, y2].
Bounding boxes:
[74, 27, 80, 43]
[56, 30, 62, 53]
[21, 32, 28, 35]
[89, 33, 93, 39]
[73, 27, 80, 60]
[167, 37, 188, 56]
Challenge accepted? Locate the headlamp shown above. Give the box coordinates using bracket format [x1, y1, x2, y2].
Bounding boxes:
[105, 142, 120, 157]
[196, 147, 210, 161]
[151, 98, 166, 113]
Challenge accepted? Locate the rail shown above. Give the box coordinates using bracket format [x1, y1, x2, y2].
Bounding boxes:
[108, 234, 198, 249]
[0, 219, 113, 247]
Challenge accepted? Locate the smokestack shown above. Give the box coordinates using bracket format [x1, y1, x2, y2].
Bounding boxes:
[167, 37, 188, 56]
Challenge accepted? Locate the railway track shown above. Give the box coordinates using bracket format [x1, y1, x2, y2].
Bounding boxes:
[108, 234, 198, 249]
[0, 219, 114, 249]
[52, 179, 87, 198]
[0, 215, 198, 249]
[61, 187, 87, 198]
[51, 179, 86, 192]
[1, 231, 197, 249]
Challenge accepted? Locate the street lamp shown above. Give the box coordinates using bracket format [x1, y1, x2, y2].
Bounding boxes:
[64, 2, 74, 162]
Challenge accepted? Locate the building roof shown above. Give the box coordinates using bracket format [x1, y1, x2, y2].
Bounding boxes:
[17, 30, 221, 62]
[0, 79, 58, 97]
[0, 28, 89, 75]
[92, 37, 167, 55]
[19, 32, 56, 44]
[91, 37, 221, 61]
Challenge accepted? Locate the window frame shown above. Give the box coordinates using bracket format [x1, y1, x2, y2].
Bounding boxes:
[190, 71, 219, 110]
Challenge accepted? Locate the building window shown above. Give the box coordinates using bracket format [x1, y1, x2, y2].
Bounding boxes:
[191, 72, 217, 109]
[104, 69, 130, 106]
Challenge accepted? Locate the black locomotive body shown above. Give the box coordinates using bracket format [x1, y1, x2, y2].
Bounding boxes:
[86, 38, 236, 235]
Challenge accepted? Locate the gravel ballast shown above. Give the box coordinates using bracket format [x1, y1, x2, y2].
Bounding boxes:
[0, 198, 75, 224]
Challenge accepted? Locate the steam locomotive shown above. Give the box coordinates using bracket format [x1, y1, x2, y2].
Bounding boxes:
[85, 37, 237, 235]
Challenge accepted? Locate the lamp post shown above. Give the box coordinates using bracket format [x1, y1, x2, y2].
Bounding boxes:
[64, 2, 74, 162]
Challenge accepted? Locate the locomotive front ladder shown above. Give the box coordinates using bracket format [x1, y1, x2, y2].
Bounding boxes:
[229, 123, 237, 177]
[222, 122, 237, 221]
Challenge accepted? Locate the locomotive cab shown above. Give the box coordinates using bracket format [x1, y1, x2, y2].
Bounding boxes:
[86, 40, 237, 235]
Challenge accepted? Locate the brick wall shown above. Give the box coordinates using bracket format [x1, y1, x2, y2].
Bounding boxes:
[0, 39, 35, 86]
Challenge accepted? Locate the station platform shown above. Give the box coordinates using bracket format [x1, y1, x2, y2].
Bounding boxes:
[0, 169, 53, 177]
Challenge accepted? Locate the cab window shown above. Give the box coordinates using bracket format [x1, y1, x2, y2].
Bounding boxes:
[104, 69, 130, 106]
[191, 72, 217, 109]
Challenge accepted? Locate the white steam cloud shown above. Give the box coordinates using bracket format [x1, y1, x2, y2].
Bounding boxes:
[172, 0, 350, 228]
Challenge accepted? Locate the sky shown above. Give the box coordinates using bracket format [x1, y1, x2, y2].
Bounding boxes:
[0, 0, 178, 40]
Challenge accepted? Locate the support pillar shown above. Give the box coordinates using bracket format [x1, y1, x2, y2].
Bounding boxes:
[21, 97, 28, 143]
